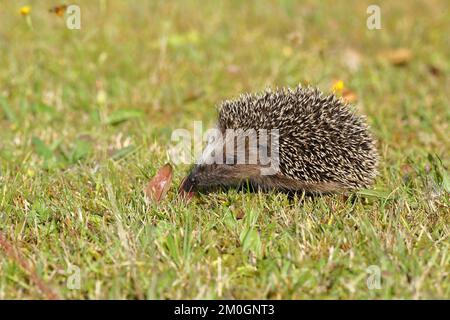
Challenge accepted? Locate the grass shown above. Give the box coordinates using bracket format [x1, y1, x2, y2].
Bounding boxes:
[0, 0, 449, 299]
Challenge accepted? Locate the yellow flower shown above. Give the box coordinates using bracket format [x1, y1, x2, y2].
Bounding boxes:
[20, 5, 31, 16]
[332, 80, 345, 92]
[282, 46, 293, 57]
[96, 90, 107, 106]
[26, 168, 35, 177]
[186, 30, 199, 44]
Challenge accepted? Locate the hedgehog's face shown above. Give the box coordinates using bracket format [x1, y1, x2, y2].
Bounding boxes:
[180, 164, 230, 193]
[179, 134, 235, 193]
[181, 164, 210, 192]
[179, 162, 265, 195]
[179, 129, 271, 195]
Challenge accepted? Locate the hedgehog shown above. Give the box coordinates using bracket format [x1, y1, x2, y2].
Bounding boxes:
[180, 86, 378, 196]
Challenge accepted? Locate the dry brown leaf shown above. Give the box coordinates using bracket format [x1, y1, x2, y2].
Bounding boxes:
[342, 88, 358, 104]
[228, 205, 245, 219]
[144, 163, 173, 203]
[428, 65, 442, 77]
[383, 48, 412, 66]
[287, 31, 303, 46]
[183, 89, 204, 103]
[227, 64, 241, 75]
[49, 5, 67, 17]
[235, 209, 245, 220]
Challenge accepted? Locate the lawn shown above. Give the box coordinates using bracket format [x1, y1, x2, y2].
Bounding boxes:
[0, 0, 448, 299]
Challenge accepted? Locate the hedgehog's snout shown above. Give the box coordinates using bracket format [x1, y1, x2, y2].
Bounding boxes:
[180, 165, 207, 193]
[178, 170, 197, 201]
[180, 171, 197, 193]
[180, 164, 224, 194]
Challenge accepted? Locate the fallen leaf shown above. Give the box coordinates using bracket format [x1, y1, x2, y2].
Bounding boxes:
[342, 88, 358, 103]
[428, 64, 442, 77]
[229, 205, 245, 219]
[49, 5, 67, 17]
[144, 164, 173, 203]
[331, 80, 358, 103]
[287, 31, 303, 46]
[226, 64, 241, 75]
[383, 48, 412, 66]
[235, 209, 245, 220]
[183, 89, 204, 103]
